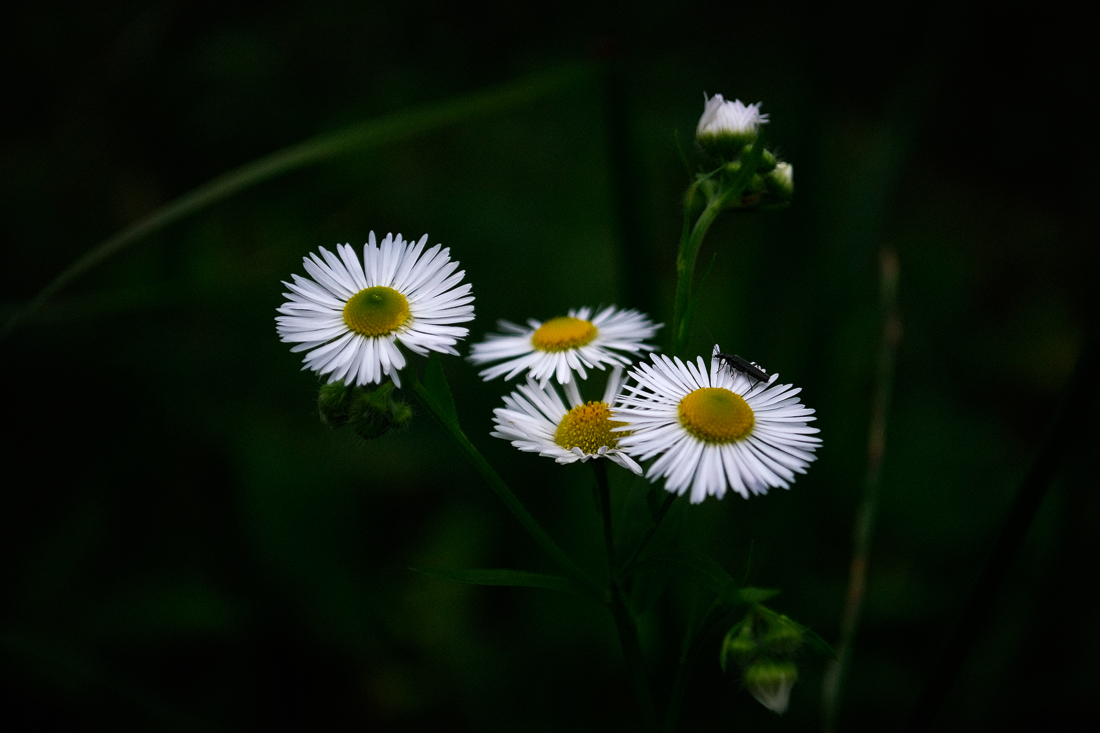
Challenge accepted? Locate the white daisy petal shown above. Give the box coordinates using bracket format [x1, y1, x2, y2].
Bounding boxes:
[616, 348, 821, 503]
[490, 373, 642, 475]
[469, 306, 660, 385]
[275, 232, 475, 387]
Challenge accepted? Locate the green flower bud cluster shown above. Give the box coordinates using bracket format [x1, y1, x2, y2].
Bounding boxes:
[317, 380, 413, 439]
[720, 607, 805, 715]
[700, 144, 792, 213]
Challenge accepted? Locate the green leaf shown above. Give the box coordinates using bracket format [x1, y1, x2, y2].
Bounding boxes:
[800, 626, 838, 659]
[410, 567, 579, 594]
[423, 353, 459, 428]
[737, 587, 780, 603]
[639, 550, 780, 609]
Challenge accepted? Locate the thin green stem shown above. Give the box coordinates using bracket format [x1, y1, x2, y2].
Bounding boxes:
[410, 378, 605, 602]
[594, 462, 658, 732]
[619, 491, 677, 578]
[670, 142, 766, 356]
[821, 249, 900, 732]
[672, 200, 723, 355]
[1, 63, 591, 342]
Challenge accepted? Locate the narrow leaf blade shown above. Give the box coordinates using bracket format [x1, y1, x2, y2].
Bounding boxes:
[410, 567, 576, 593]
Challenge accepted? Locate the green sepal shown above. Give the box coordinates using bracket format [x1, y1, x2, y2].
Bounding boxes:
[719, 617, 755, 672]
[423, 353, 459, 429]
[410, 567, 581, 595]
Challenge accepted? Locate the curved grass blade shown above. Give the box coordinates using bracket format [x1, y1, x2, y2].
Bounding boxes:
[410, 567, 584, 596]
[1, 63, 592, 341]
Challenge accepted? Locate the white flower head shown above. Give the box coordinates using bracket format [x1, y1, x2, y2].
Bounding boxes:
[697, 93, 769, 138]
[468, 305, 659, 385]
[615, 349, 821, 504]
[276, 232, 474, 388]
[491, 366, 642, 474]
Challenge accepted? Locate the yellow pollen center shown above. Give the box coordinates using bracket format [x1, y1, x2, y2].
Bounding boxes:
[531, 316, 598, 352]
[554, 401, 626, 455]
[342, 286, 410, 337]
[678, 387, 754, 443]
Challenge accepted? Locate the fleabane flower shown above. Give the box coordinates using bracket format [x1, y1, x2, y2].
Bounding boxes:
[276, 232, 474, 388]
[615, 349, 820, 504]
[469, 306, 659, 385]
[490, 366, 642, 474]
[696, 93, 769, 155]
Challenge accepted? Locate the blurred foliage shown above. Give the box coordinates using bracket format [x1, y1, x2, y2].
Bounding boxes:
[2, 0, 1099, 730]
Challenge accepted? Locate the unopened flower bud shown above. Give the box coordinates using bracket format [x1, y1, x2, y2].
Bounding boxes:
[741, 144, 777, 172]
[743, 659, 798, 714]
[318, 380, 353, 428]
[319, 380, 411, 439]
[766, 162, 793, 198]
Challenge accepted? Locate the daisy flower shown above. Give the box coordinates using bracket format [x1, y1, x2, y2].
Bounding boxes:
[490, 366, 642, 474]
[696, 94, 769, 154]
[469, 306, 659, 385]
[615, 349, 820, 504]
[276, 232, 474, 388]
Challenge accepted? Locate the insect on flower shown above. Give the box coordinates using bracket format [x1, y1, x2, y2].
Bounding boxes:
[712, 348, 770, 384]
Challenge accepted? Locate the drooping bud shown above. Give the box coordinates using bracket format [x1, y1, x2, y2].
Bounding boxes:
[743, 659, 798, 714]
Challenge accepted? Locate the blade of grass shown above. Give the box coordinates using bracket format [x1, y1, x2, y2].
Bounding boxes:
[821, 248, 901, 731]
[1, 63, 592, 341]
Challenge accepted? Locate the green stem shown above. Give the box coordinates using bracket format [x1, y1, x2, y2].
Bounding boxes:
[670, 142, 766, 356]
[410, 378, 605, 602]
[672, 200, 723, 355]
[1, 63, 591, 342]
[594, 462, 658, 732]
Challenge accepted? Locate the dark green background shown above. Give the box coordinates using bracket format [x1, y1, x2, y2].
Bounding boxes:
[2, 1, 1097, 730]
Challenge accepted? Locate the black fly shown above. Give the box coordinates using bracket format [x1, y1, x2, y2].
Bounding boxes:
[712, 349, 770, 384]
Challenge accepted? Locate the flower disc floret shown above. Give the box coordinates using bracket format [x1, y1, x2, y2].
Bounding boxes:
[678, 387, 754, 442]
[554, 401, 626, 454]
[343, 286, 410, 336]
[532, 316, 598, 352]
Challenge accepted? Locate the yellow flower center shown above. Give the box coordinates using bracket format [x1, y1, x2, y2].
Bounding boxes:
[531, 316, 598, 352]
[554, 401, 626, 455]
[678, 387, 754, 443]
[342, 286, 410, 337]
